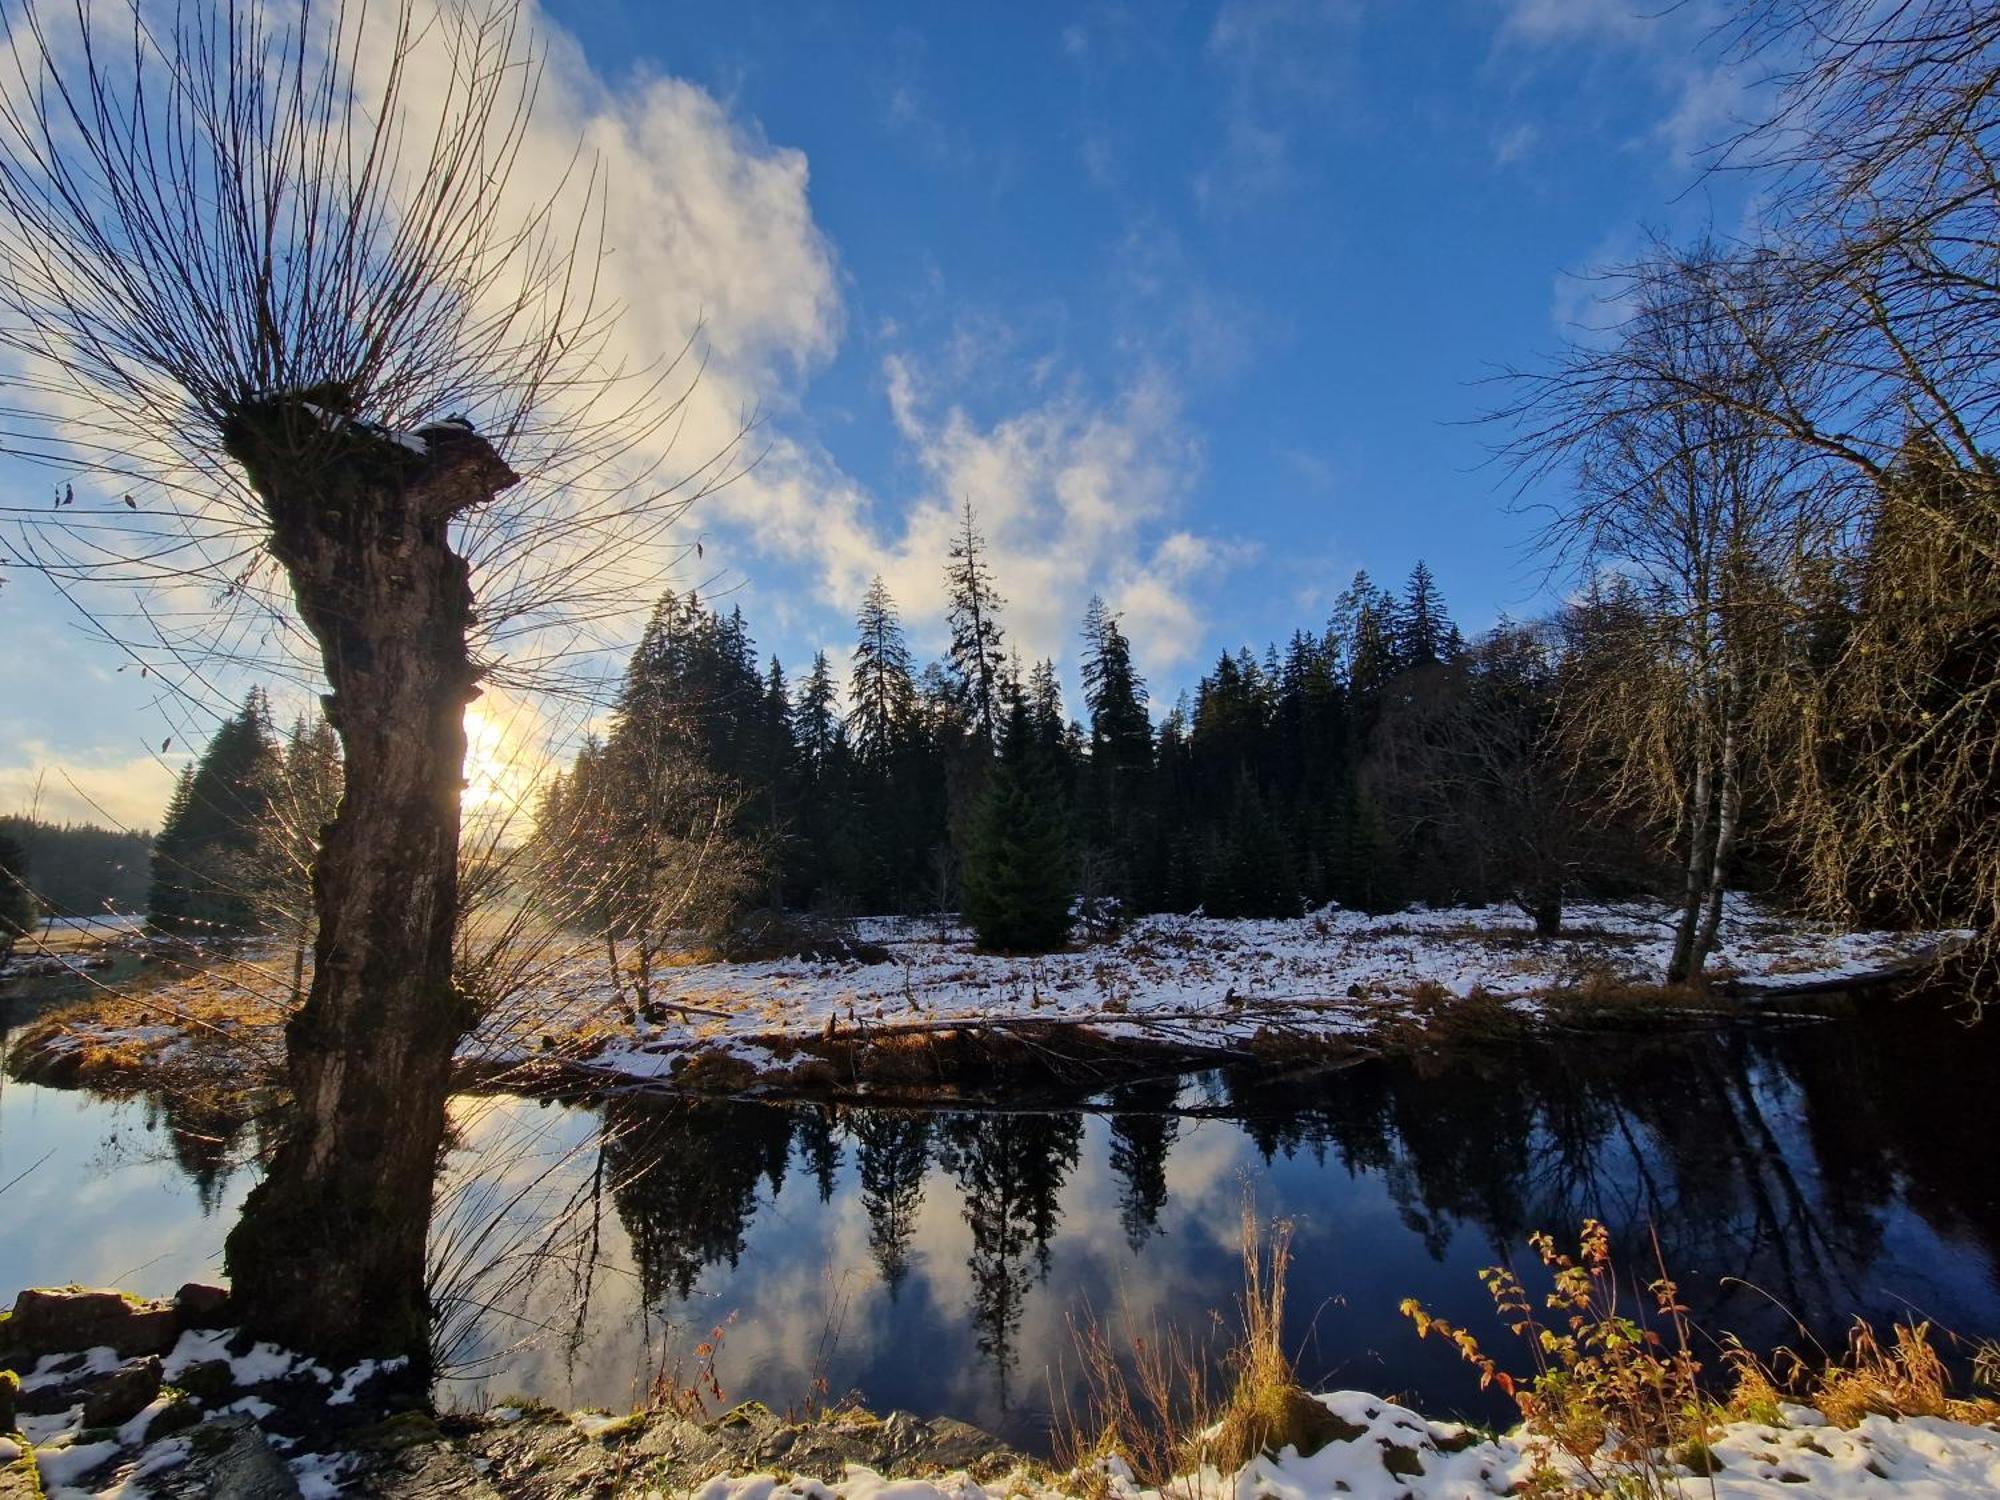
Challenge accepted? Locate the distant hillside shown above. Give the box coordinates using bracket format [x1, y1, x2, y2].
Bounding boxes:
[0, 815, 152, 916]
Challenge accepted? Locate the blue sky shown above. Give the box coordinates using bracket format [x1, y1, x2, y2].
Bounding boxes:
[0, 0, 1765, 828]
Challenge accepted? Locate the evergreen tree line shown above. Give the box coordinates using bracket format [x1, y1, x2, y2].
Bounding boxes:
[143, 691, 344, 957]
[0, 816, 151, 919]
[530, 505, 1669, 952]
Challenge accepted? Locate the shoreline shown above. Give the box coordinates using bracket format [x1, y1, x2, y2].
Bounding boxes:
[6, 1283, 1999, 1499]
[3, 898, 1960, 1109]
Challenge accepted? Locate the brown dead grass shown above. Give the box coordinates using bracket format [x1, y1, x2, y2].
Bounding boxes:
[1733, 1320, 2000, 1430]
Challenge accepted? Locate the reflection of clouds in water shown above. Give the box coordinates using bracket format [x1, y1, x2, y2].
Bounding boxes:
[0, 1083, 248, 1295]
[12, 1015, 2000, 1450]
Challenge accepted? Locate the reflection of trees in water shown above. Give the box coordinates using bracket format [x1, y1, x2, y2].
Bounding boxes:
[796, 1105, 844, 1203]
[140, 1091, 253, 1214]
[530, 1008, 1999, 1411]
[602, 1095, 796, 1303]
[1218, 1015, 2000, 1347]
[854, 1110, 932, 1293]
[1107, 1080, 1181, 1251]
[940, 1112, 1083, 1408]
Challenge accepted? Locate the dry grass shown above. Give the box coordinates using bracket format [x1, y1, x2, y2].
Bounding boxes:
[1732, 1319, 2000, 1430]
[9, 957, 289, 1085]
[1055, 1211, 1358, 1495]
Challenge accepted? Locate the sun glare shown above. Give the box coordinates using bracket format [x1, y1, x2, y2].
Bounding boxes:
[462, 703, 533, 818]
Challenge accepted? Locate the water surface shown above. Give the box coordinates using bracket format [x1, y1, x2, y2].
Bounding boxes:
[3, 1002, 1997, 1451]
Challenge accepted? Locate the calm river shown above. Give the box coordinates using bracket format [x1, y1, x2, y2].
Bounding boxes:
[3, 1001, 1997, 1451]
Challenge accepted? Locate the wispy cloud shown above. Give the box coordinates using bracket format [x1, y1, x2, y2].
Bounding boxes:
[1196, 0, 1361, 214]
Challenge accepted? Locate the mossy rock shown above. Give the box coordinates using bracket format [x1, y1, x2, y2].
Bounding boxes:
[1205, 1387, 1366, 1470]
[1673, 1439, 1725, 1476]
[0, 1439, 40, 1500]
[354, 1411, 445, 1451]
[718, 1400, 773, 1429]
[591, 1412, 647, 1442]
[174, 1359, 234, 1404]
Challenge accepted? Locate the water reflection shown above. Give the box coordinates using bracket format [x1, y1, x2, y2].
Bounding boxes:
[4, 1005, 1998, 1451]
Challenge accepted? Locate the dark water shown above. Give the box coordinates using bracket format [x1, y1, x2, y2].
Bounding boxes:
[4, 1004, 1998, 1451]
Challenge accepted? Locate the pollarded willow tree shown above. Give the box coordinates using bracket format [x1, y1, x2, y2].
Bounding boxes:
[0, 0, 728, 1370]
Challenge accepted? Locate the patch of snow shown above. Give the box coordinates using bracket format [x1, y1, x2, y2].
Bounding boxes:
[289, 1449, 357, 1499]
[327, 1354, 408, 1406]
[116, 1395, 174, 1446]
[23, 1346, 122, 1391]
[35, 1437, 121, 1493]
[163, 1326, 327, 1387]
[20, 1405, 83, 1445]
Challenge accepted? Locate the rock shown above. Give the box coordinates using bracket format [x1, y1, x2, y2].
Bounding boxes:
[901, 1416, 1007, 1473]
[176, 1358, 236, 1404]
[17, 1352, 111, 1416]
[0, 1369, 14, 1432]
[81, 1355, 163, 1427]
[149, 1396, 204, 1440]
[156, 1415, 302, 1499]
[0, 1443, 38, 1500]
[3, 1287, 178, 1359]
[174, 1283, 232, 1328]
[353, 1442, 508, 1498]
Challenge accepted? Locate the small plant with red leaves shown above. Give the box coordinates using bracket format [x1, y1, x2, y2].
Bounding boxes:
[1402, 1220, 1716, 1497]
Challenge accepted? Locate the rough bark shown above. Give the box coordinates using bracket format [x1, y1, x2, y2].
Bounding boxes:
[218, 391, 517, 1373]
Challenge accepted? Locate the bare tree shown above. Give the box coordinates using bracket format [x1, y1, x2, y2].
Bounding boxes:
[1363, 624, 1603, 936]
[535, 741, 768, 1026]
[0, 0, 726, 1370]
[1503, 251, 1822, 981]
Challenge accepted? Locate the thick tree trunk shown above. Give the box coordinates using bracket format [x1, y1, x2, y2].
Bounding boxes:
[219, 394, 517, 1375]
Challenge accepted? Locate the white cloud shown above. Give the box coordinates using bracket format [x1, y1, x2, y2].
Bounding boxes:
[1197, 0, 1360, 214]
[0, 0, 1248, 811]
[1492, 120, 1540, 165]
[830, 353, 1227, 678]
[1486, 0, 1768, 176]
[0, 745, 180, 832]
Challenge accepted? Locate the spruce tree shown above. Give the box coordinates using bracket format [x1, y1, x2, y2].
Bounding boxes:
[147, 690, 280, 934]
[848, 577, 916, 768]
[1396, 561, 1451, 670]
[944, 499, 1008, 747]
[961, 695, 1073, 951]
[793, 652, 842, 776]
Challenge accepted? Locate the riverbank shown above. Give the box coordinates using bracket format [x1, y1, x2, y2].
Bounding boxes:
[6, 1283, 1999, 1499]
[3, 898, 1960, 1105]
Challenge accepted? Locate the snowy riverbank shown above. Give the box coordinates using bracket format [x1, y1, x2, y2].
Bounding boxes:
[10, 1313, 2000, 1499]
[5, 898, 1962, 1100]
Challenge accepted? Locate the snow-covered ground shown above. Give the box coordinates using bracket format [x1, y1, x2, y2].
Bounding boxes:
[8, 897, 1961, 1092]
[689, 1392, 2000, 1499]
[15, 1360, 2000, 1499]
[468, 896, 1960, 1085]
